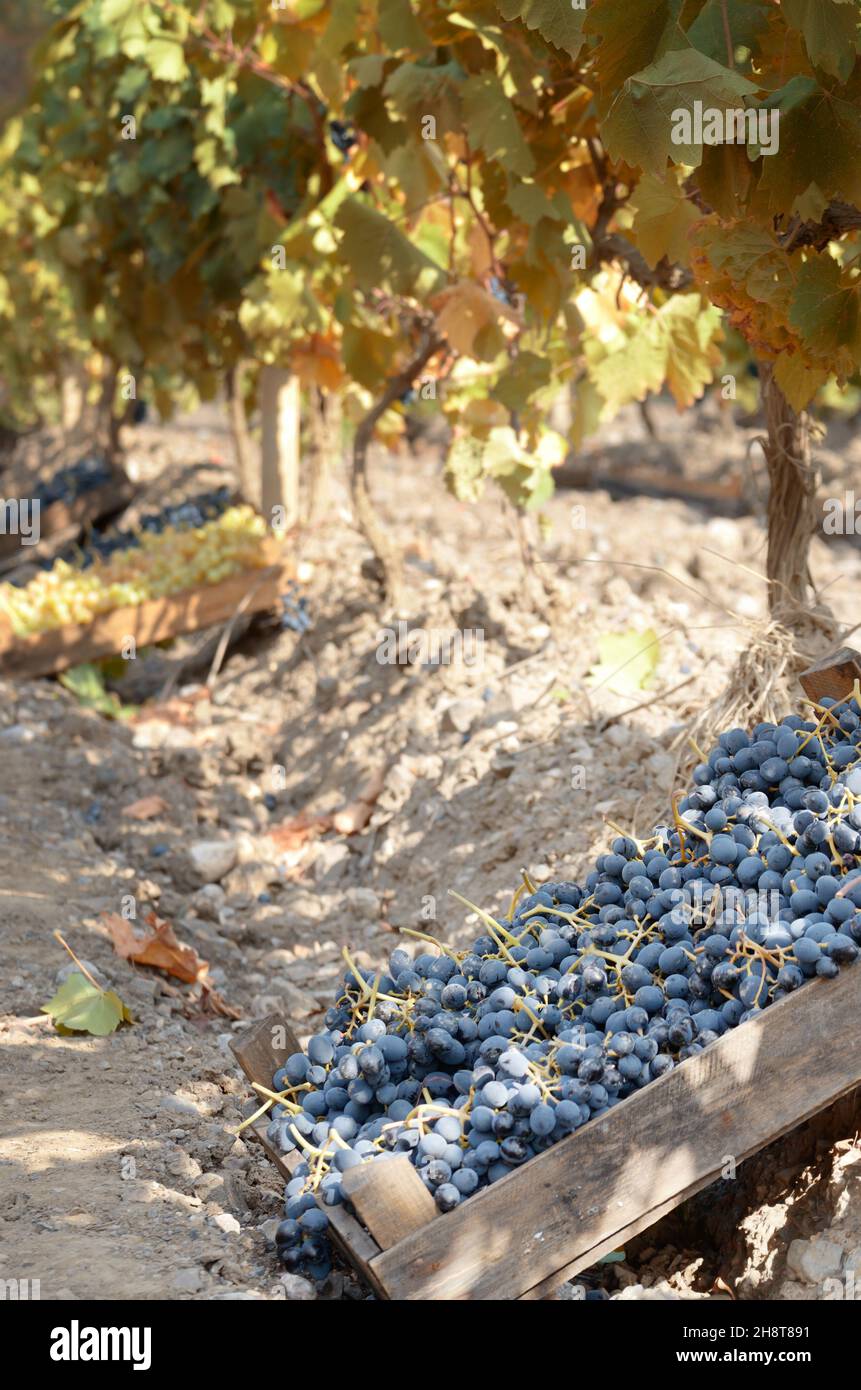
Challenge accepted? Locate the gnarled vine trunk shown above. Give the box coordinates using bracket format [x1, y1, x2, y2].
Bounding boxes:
[760, 363, 821, 627]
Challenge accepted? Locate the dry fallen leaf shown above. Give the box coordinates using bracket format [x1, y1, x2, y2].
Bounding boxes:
[122, 795, 169, 821]
[103, 910, 206, 985]
[267, 812, 333, 853]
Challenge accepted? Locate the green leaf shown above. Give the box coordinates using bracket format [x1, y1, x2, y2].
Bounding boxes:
[570, 375, 604, 450]
[483, 426, 563, 509]
[505, 178, 557, 226]
[379, 0, 433, 53]
[788, 254, 861, 361]
[492, 350, 553, 411]
[143, 35, 188, 83]
[42, 972, 133, 1037]
[461, 73, 535, 176]
[685, 0, 771, 63]
[383, 61, 464, 125]
[317, 0, 362, 62]
[756, 78, 861, 213]
[384, 139, 447, 214]
[782, 0, 860, 82]
[445, 434, 486, 502]
[494, 0, 589, 58]
[585, 0, 688, 94]
[59, 663, 137, 719]
[587, 628, 661, 695]
[589, 320, 667, 414]
[603, 48, 756, 175]
[114, 65, 149, 103]
[100, 0, 141, 25]
[335, 196, 444, 295]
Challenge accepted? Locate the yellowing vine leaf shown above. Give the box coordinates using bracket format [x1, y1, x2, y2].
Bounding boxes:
[433, 281, 516, 357]
[461, 73, 535, 176]
[629, 171, 699, 269]
[336, 197, 444, 295]
[42, 973, 133, 1037]
[587, 293, 722, 413]
[772, 353, 829, 412]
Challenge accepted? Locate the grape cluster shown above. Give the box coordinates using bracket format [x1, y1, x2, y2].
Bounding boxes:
[34, 454, 113, 507]
[329, 120, 357, 156]
[262, 694, 861, 1283]
[279, 579, 311, 634]
[79, 486, 234, 567]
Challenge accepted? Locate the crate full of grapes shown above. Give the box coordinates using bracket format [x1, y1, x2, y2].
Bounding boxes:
[234, 652, 861, 1300]
[0, 492, 293, 678]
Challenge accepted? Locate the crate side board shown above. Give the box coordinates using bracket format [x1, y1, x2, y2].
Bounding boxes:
[799, 647, 861, 704]
[341, 1154, 437, 1250]
[230, 1015, 384, 1291]
[369, 966, 861, 1300]
[0, 552, 289, 679]
[519, 1076, 861, 1300]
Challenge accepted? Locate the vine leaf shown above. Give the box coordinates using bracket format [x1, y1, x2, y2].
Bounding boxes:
[603, 49, 756, 175]
[782, 0, 860, 83]
[42, 973, 133, 1037]
[494, 0, 589, 58]
[788, 254, 861, 364]
[461, 73, 535, 176]
[587, 628, 661, 696]
[336, 196, 444, 294]
[629, 171, 700, 269]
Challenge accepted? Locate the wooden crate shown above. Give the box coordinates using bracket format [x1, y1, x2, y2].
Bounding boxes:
[0, 538, 290, 679]
[800, 646, 861, 704]
[232, 960, 861, 1301]
[0, 468, 136, 563]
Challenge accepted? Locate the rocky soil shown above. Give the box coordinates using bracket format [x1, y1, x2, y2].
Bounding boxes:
[2, 396, 860, 1300]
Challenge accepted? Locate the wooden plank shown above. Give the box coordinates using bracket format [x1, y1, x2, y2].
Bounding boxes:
[369, 965, 861, 1301]
[0, 471, 135, 561]
[799, 647, 861, 705]
[0, 541, 289, 679]
[521, 1078, 861, 1300]
[341, 1155, 437, 1250]
[231, 1013, 299, 1086]
[230, 1015, 385, 1292]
